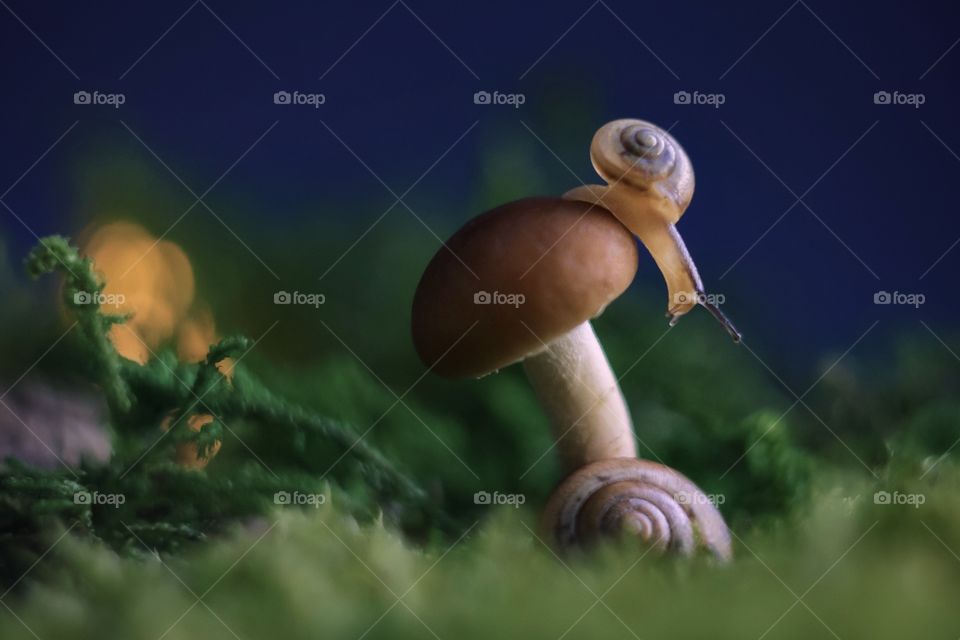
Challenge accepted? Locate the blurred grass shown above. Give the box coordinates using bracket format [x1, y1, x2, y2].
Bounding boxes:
[3, 465, 960, 640]
[0, 142, 959, 637]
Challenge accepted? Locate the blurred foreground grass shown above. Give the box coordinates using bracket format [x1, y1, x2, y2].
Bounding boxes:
[3, 467, 960, 640]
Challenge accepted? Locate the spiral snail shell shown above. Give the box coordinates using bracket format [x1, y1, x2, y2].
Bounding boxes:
[542, 458, 732, 561]
[589, 119, 694, 218]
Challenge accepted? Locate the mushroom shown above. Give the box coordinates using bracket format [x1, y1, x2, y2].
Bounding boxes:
[411, 196, 732, 558]
[565, 119, 740, 340]
[411, 119, 735, 557]
[411, 196, 639, 471]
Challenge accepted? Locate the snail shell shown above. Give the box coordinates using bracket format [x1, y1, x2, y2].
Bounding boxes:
[590, 119, 695, 217]
[541, 458, 732, 561]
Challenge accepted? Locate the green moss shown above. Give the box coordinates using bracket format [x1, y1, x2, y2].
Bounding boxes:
[3, 468, 960, 640]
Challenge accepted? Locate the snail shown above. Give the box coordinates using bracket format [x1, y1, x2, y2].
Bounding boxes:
[411, 118, 735, 558]
[542, 458, 732, 560]
[565, 119, 740, 341]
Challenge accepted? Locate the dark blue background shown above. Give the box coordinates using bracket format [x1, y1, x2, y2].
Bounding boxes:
[1, 0, 958, 376]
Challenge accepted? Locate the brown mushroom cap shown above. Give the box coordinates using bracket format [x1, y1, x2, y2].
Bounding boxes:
[412, 197, 639, 378]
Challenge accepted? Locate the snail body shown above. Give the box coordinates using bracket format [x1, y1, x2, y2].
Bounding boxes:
[565, 119, 740, 340]
[542, 458, 732, 561]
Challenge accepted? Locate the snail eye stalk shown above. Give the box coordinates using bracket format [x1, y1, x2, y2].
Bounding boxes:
[669, 297, 741, 342]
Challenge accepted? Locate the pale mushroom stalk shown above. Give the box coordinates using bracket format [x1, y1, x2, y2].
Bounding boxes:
[522, 321, 636, 471]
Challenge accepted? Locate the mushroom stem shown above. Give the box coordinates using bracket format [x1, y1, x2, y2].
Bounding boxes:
[522, 321, 636, 471]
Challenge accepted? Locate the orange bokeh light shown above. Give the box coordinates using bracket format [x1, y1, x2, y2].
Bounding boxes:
[80, 221, 226, 468]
